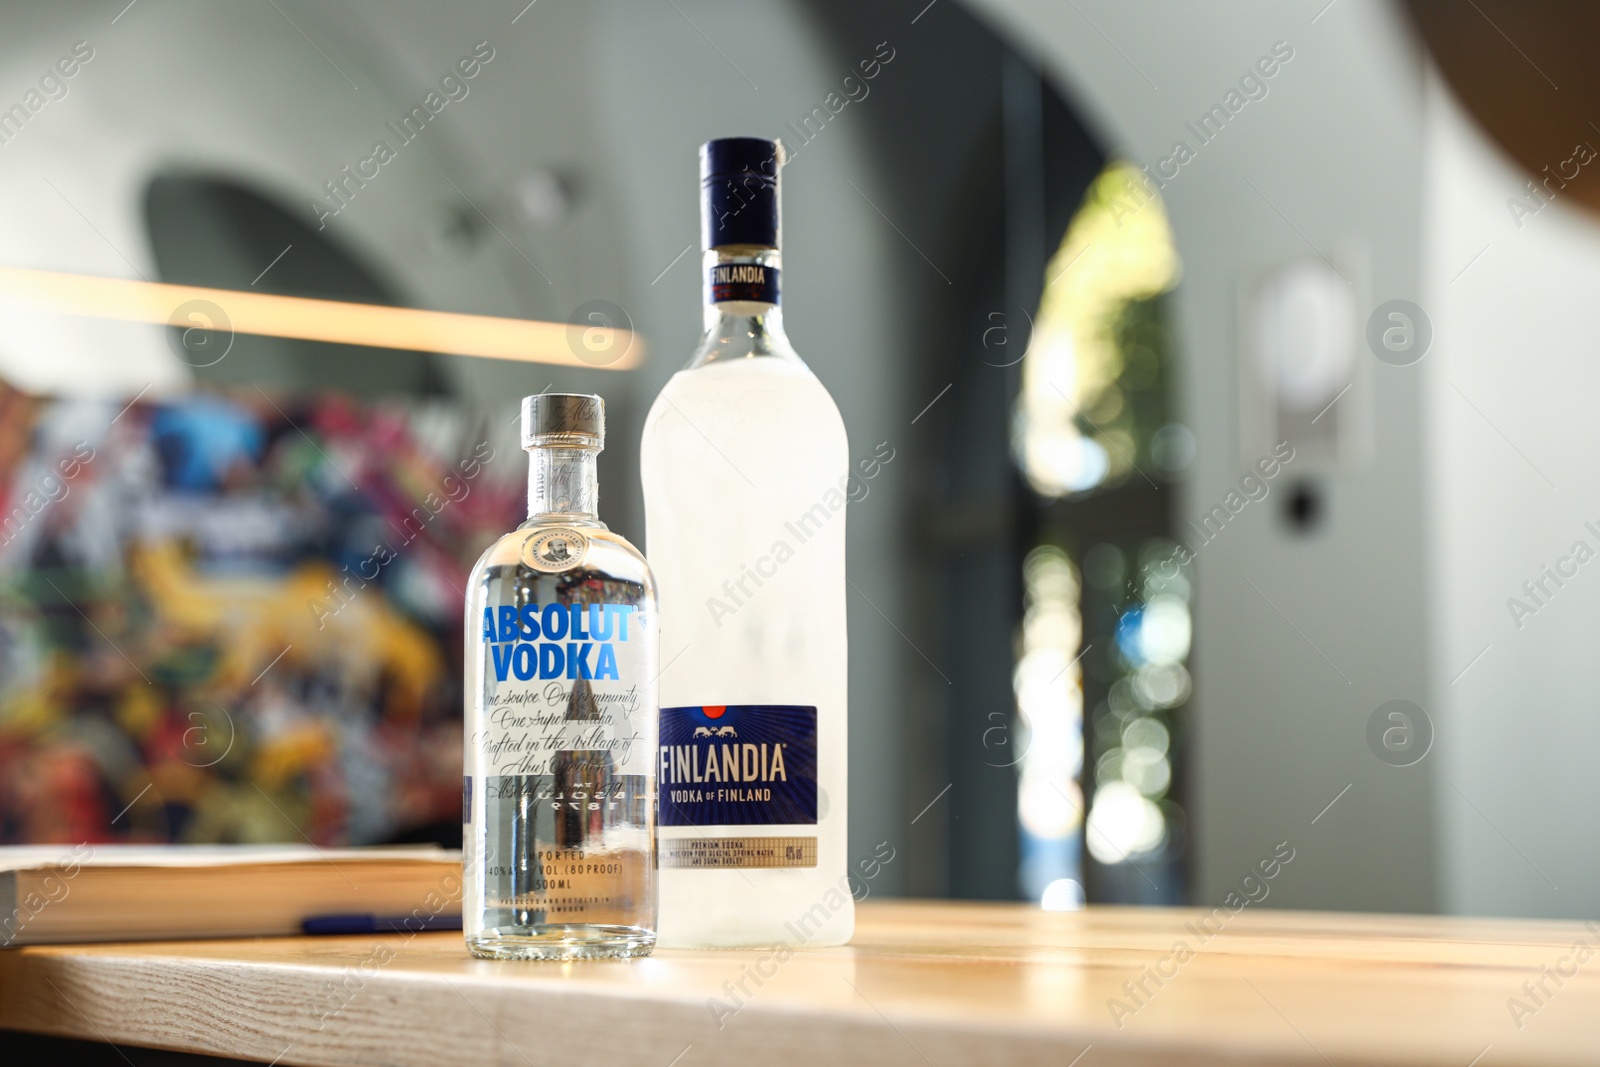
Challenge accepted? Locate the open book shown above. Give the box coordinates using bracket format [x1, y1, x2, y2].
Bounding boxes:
[1, 844, 461, 946]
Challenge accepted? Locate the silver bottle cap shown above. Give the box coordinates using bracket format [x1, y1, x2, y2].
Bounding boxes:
[521, 393, 605, 449]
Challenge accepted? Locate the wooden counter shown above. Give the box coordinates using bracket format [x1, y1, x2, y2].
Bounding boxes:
[1, 900, 1597, 1065]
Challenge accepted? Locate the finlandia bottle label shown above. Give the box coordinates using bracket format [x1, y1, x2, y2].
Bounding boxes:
[658, 704, 817, 869]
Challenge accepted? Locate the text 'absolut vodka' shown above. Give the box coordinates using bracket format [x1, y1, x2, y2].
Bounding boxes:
[481, 604, 638, 681]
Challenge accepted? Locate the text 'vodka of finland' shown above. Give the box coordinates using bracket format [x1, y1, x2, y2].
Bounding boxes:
[640, 137, 853, 947]
[464, 393, 658, 960]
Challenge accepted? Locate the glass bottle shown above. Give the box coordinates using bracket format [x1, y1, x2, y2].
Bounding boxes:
[464, 393, 658, 960]
[640, 137, 853, 947]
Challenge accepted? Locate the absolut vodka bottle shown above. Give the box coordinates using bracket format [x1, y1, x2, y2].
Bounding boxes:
[640, 137, 853, 947]
[464, 393, 658, 960]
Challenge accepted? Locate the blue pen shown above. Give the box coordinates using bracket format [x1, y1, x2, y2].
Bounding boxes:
[301, 913, 463, 935]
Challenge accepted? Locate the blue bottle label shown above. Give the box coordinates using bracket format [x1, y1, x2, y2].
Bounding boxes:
[658, 704, 816, 826]
[707, 263, 780, 304]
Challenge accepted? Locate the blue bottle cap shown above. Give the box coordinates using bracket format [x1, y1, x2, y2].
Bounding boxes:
[700, 137, 784, 250]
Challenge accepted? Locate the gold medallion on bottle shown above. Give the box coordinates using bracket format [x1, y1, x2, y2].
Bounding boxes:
[521, 527, 589, 573]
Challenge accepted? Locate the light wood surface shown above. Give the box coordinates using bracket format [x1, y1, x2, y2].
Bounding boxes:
[2, 900, 1598, 1065]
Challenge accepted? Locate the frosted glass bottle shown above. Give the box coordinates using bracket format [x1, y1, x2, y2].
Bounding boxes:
[640, 137, 852, 948]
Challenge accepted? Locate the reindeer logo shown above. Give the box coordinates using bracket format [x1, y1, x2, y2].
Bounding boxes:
[692, 726, 713, 738]
[714, 726, 737, 738]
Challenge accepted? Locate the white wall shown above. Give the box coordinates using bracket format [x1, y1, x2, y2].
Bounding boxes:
[1424, 74, 1600, 919]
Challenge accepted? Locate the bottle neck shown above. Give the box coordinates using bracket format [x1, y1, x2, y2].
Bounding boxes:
[694, 247, 797, 367]
[525, 445, 603, 526]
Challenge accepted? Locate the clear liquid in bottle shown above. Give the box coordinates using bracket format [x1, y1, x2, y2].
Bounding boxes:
[464, 393, 658, 960]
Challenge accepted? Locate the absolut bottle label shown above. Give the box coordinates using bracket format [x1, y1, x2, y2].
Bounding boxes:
[658, 704, 817, 826]
[708, 263, 780, 304]
[473, 595, 654, 924]
[476, 601, 651, 775]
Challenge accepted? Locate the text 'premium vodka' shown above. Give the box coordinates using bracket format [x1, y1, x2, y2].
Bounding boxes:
[464, 393, 658, 960]
[641, 137, 853, 947]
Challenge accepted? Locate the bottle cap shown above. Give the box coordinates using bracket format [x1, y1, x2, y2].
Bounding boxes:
[700, 137, 784, 249]
[521, 393, 604, 449]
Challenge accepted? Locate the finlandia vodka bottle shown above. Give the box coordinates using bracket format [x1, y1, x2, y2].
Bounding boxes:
[640, 137, 853, 947]
[464, 393, 658, 960]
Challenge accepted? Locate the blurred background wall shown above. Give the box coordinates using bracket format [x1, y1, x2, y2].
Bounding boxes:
[973, 0, 1437, 913]
[1423, 69, 1600, 921]
[1, 0, 1597, 921]
[975, 0, 1600, 921]
[0, 0, 1006, 901]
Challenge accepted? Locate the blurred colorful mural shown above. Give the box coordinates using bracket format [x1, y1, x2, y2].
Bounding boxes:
[0, 382, 521, 847]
